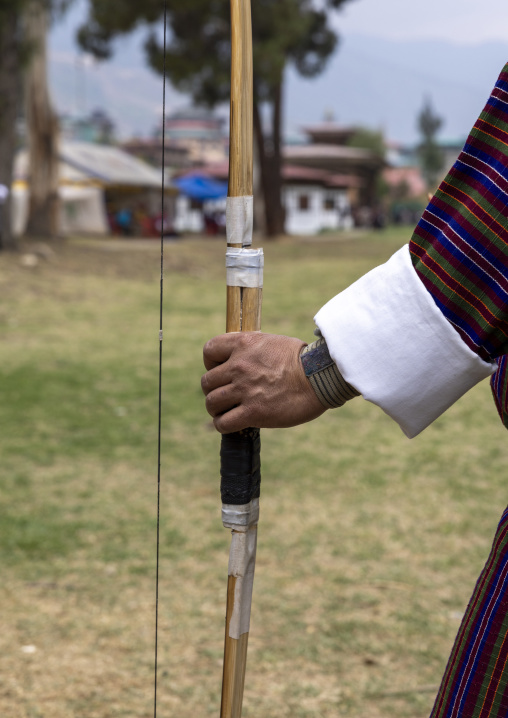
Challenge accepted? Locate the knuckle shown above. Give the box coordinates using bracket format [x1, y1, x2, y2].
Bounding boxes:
[241, 332, 256, 348]
[215, 409, 234, 434]
[205, 393, 214, 415]
[234, 356, 249, 377]
[213, 416, 225, 434]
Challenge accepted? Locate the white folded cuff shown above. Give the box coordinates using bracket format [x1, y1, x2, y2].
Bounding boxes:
[314, 244, 495, 438]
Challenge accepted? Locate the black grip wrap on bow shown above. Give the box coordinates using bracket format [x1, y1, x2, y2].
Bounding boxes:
[220, 428, 261, 505]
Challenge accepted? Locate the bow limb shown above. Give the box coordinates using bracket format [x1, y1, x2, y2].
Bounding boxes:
[219, 1, 262, 716]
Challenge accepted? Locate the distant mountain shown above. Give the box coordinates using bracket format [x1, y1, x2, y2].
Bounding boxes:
[48, 3, 187, 139]
[286, 35, 508, 143]
[48, 12, 508, 144]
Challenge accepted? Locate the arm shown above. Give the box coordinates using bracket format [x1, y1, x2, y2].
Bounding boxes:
[203, 63, 508, 436]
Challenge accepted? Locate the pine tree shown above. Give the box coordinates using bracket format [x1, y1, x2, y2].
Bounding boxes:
[417, 96, 444, 192]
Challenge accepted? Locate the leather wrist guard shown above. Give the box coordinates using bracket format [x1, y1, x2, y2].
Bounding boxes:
[300, 336, 360, 409]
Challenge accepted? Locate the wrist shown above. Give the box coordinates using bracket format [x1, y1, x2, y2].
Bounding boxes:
[300, 336, 359, 409]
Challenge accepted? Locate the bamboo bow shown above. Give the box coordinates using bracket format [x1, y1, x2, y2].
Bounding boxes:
[219, 1, 262, 716]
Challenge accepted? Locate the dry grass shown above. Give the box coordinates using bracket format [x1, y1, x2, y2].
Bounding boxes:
[0, 230, 506, 717]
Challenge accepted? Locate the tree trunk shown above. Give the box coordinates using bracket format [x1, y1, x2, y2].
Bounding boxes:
[252, 128, 265, 234]
[0, 9, 22, 251]
[253, 79, 285, 237]
[24, 1, 59, 239]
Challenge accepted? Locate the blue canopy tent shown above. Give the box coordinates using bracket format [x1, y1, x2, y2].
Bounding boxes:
[173, 174, 228, 201]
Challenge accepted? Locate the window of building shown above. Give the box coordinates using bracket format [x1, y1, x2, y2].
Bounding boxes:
[324, 196, 335, 211]
[190, 198, 202, 210]
[298, 194, 310, 211]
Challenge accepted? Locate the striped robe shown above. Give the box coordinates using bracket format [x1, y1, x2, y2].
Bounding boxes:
[410, 63, 508, 718]
[410, 64, 508, 428]
[316, 63, 508, 717]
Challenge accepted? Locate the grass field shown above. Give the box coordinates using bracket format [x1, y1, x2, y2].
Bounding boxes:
[0, 228, 507, 718]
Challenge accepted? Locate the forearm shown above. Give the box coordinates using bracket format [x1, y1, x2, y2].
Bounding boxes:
[312, 64, 508, 436]
[315, 244, 494, 438]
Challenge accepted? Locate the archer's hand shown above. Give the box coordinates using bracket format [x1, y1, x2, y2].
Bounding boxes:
[201, 332, 326, 433]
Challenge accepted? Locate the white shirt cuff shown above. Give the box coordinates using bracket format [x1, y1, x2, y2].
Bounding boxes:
[314, 244, 495, 438]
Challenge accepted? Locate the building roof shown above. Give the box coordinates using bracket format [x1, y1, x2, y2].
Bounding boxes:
[165, 107, 225, 142]
[61, 142, 163, 187]
[15, 141, 169, 190]
[176, 161, 361, 189]
[301, 123, 357, 146]
[122, 138, 188, 156]
[121, 139, 190, 171]
[284, 144, 384, 171]
[167, 106, 225, 123]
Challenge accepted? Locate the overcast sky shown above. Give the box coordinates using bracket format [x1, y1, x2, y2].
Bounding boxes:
[48, 1, 508, 141]
[334, 0, 508, 43]
[51, 0, 508, 49]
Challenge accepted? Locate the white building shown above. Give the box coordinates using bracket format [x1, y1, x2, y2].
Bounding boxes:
[282, 166, 355, 235]
[173, 162, 356, 236]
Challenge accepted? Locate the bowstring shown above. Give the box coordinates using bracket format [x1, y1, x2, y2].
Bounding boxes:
[154, 2, 168, 716]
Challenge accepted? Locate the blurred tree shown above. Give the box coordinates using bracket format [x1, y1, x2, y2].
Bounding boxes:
[77, 0, 356, 237]
[0, 3, 24, 250]
[0, 0, 72, 249]
[24, 0, 60, 239]
[347, 126, 386, 158]
[417, 96, 444, 192]
[347, 126, 387, 203]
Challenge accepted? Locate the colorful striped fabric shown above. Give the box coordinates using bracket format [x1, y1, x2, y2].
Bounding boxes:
[408, 64, 508, 717]
[492, 355, 508, 425]
[410, 62, 508, 363]
[430, 507, 508, 718]
[409, 63, 508, 428]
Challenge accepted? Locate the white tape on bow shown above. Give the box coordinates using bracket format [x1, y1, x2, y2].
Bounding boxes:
[226, 248, 264, 288]
[226, 196, 253, 247]
[222, 498, 260, 529]
[228, 525, 257, 638]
